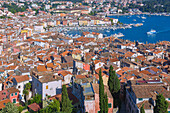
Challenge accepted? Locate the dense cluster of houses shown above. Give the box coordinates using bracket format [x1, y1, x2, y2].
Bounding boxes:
[0, 2, 169, 113]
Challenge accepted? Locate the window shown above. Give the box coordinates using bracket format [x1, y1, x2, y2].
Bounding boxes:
[15, 92, 17, 95]
[46, 85, 48, 89]
[138, 98, 143, 101]
[37, 83, 39, 87]
[108, 103, 112, 108]
[3, 92, 6, 95]
[11, 93, 13, 96]
[13, 99, 16, 103]
[18, 86, 20, 88]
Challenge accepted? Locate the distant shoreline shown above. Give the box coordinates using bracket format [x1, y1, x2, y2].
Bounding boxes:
[107, 12, 170, 16]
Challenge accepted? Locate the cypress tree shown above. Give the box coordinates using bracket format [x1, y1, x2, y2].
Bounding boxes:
[99, 69, 104, 113]
[108, 65, 114, 95]
[103, 93, 108, 113]
[108, 65, 121, 107]
[154, 94, 169, 113]
[61, 85, 73, 113]
[140, 104, 145, 113]
[108, 65, 121, 95]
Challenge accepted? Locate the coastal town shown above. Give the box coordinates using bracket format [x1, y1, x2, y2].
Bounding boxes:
[0, 0, 169, 113]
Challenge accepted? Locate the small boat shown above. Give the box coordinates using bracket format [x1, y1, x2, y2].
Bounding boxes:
[147, 29, 156, 35]
[133, 19, 136, 21]
[106, 30, 110, 32]
[142, 17, 146, 19]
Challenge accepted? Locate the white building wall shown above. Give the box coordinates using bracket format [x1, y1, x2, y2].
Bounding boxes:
[63, 74, 72, 85]
[42, 80, 62, 99]
[0, 83, 2, 91]
[17, 80, 29, 101]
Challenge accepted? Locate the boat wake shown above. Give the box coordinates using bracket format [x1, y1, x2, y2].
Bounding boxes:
[157, 29, 170, 33]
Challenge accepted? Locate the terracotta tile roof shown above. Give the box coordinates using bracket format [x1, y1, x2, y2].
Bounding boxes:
[14, 75, 29, 83]
[28, 103, 40, 112]
[7, 87, 19, 94]
[131, 85, 170, 98]
[0, 99, 11, 109]
[125, 51, 135, 58]
[46, 63, 54, 68]
[5, 65, 17, 70]
[59, 70, 72, 77]
[35, 72, 63, 83]
[140, 70, 152, 75]
[136, 100, 153, 109]
[37, 65, 47, 72]
[94, 60, 101, 64]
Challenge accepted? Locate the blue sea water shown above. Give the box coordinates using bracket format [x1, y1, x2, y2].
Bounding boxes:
[67, 15, 170, 43]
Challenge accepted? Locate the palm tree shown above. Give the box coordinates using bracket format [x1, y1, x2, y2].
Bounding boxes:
[23, 89, 29, 103]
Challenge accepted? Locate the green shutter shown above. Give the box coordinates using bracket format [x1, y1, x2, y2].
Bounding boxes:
[108, 103, 112, 108]
[13, 99, 16, 103]
[11, 93, 13, 96]
[138, 98, 143, 101]
[15, 92, 17, 95]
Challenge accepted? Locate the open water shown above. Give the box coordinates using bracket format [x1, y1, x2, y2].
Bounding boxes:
[68, 15, 170, 43]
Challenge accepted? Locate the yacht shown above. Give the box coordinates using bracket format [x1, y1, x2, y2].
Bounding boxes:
[147, 29, 156, 35]
[106, 30, 110, 32]
[142, 16, 146, 19]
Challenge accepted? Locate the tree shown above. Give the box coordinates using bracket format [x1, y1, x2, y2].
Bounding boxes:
[48, 99, 60, 112]
[108, 65, 121, 107]
[25, 82, 31, 90]
[108, 65, 121, 95]
[23, 82, 31, 102]
[23, 89, 29, 102]
[99, 69, 104, 113]
[154, 94, 169, 113]
[28, 94, 42, 105]
[18, 106, 23, 113]
[140, 104, 145, 113]
[61, 85, 73, 113]
[0, 102, 19, 113]
[103, 93, 108, 113]
[32, 94, 42, 104]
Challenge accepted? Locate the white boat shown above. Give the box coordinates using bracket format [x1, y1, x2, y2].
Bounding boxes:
[133, 19, 136, 21]
[147, 29, 156, 35]
[113, 33, 124, 37]
[106, 30, 110, 32]
[142, 17, 146, 19]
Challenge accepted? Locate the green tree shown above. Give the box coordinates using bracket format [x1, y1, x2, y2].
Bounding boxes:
[140, 104, 145, 113]
[154, 94, 169, 113]
[0, 102, 19, 113]
[23, 89, 29, 102]
[108, 65, 121, 95]
[103, 93, 108, 113]
[99, 69, 104, 113]
[108, 65, 121, 107]
[25, 82, 31, 90]
[61, 85, 73, 113]
[18, 106, 23, 113]
[48, 99, 60, 112]
[32, 94, 42, 104]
